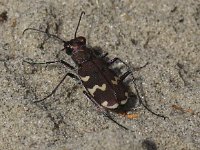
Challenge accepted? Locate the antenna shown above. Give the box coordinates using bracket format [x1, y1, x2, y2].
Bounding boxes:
[74, 11, 85, 38]
[23, 28, 65, 43]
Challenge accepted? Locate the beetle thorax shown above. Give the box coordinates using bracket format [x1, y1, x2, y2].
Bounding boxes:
[71, 47, 92, 65]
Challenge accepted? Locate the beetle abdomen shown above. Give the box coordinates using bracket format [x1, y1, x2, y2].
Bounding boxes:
[78, 58, 128, 109]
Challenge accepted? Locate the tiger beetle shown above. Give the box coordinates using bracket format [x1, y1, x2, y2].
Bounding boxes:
[23, 11, 167, 131]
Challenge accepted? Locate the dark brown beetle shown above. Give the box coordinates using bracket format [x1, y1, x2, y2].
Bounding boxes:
[23, 12, 166, 130]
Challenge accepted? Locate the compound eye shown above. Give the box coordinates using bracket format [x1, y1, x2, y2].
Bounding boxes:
[66, 47, 73, 55]
[64, 41, 73, 55]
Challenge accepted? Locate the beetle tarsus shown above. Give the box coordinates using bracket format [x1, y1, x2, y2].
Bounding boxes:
[132, 81, 168, 119]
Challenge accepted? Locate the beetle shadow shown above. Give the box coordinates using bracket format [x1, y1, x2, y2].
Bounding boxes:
[91, 46, 108, 58]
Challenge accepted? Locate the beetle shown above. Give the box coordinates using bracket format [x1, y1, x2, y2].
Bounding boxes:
[23, 11, 166, 130]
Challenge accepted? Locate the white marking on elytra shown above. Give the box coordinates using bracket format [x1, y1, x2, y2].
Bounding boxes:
[80, 75, 90, 82]
[101, 101, 119, 109]
[87, 84, 106, 96]
[120, 92, 128, 105]
[111, 76, 120, 85]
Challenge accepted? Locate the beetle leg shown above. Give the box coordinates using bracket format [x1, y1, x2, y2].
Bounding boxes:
[23, 59, 75, 70]
[108, 57, 148, 71]
[108, 59, 167, 119]
[23, 59, 60, 65]
[83, 91, 130, 131]
[33, 73, 79, 103]
[60, 60, 76, 70]
[107, 57, 128, 67]
[100, 52, 108, 58]
[120, 70, 132, 81]
[131, 81, 168, 119]
[83, 91, 101, 108]
[131, 62, 149, 71]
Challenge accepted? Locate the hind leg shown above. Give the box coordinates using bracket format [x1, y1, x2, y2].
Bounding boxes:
[83, 91, 129, 130]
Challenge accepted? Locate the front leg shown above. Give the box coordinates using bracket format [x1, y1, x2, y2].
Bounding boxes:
[83, 91, 130, 130]
[108, 57, 148, 71]
[23, 59, 76, 70]
[34, 72, 79, 103]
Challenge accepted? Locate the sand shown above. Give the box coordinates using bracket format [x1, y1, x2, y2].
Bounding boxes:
[0, 0, 199, 149]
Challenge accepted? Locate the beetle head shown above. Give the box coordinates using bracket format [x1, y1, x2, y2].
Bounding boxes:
[64, 36, 86, 55]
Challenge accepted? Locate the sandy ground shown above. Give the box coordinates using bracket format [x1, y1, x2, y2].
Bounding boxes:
[0, 0, 200, 150]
